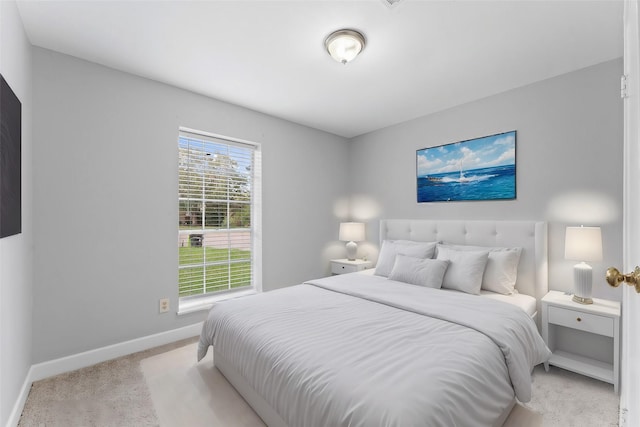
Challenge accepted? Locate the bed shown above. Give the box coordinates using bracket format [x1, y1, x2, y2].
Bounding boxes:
[198, 219, 551, 427]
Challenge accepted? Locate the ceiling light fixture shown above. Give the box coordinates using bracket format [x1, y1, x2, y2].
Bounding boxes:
[325, 29, 366, 64]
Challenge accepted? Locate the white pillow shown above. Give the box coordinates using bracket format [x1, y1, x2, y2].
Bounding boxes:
[438, 244, 522, 294]
[374, 240, 438, 277]
[388, 255, 450, 289]
[436, 246, 489, 295]
[482, 250, 522, 294]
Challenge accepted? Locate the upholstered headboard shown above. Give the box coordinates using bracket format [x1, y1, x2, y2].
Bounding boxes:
[379, 219, 548, 307]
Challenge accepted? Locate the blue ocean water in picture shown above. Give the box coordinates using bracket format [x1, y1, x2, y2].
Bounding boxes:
[417, 164, 515, 202]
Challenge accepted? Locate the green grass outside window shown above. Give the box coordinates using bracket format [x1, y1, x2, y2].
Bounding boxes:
[178, 246, 251, 297]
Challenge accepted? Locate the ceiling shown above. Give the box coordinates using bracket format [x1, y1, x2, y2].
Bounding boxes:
[16, 0, 623, 138]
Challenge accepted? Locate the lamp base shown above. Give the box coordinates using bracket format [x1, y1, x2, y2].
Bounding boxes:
[573, 262, 594, 305]
[572, 295, 593, 304]
[345, 241, 357, 261]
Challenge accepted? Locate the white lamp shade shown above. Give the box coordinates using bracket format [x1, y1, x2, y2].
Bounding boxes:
[339, 222, 365, 242]
[565, 226, 603, 262]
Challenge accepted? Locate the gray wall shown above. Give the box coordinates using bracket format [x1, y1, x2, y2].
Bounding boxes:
[348, 59, 624, 302]
[28, 44, 624, 367]
[0, 1, 34, 425]
[32, 48, 349, 363]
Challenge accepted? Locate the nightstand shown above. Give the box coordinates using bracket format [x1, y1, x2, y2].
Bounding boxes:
[541, 290, 620, 392]
[330, 259, 372, 275]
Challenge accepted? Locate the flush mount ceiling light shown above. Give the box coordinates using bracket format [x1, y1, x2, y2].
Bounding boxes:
[324, 29, 366, 64]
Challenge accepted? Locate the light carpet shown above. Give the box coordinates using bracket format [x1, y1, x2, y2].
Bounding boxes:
[19, 337, 619, 426]
[16, 339, 191, 427]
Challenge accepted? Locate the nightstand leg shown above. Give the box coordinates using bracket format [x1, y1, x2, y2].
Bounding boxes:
[544, 361, 549, 372]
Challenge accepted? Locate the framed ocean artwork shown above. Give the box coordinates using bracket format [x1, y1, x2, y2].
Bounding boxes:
[416, 131, 516, 203]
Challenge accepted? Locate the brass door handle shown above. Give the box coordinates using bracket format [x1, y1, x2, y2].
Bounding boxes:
[606, 266, 640, 293]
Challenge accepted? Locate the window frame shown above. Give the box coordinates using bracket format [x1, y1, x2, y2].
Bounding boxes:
[177, 127, 262, 314]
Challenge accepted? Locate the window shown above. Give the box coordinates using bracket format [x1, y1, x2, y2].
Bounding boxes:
[178, 128, 261, 307]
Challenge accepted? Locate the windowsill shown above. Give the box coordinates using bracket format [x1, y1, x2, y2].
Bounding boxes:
[177, 289, 258, 315]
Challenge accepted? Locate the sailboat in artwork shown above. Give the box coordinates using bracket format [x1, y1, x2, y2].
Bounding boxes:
[459, 159, 470, 183]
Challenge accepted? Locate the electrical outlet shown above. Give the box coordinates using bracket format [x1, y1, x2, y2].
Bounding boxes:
[159, 298, 170, 313]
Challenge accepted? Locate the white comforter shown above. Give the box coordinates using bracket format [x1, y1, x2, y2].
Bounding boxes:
[198, 273, 550, 427]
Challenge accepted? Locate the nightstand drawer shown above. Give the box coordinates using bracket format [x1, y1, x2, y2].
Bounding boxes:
[330, 259, 372, 275]
[331, 263, 359, 274]
[548, 306, 614, 337]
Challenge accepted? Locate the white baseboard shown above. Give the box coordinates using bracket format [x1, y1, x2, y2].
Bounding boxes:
[5, 322, 203, 427]
[6, 365, 35, 427]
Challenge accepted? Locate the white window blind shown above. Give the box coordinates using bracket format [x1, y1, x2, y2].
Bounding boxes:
[178, 129, 260, 299]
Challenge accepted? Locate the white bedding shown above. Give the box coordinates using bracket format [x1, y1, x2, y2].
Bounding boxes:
[198, 273, 550, 427]
[480, 290, 537, 316]
[359, 268, 538, 316]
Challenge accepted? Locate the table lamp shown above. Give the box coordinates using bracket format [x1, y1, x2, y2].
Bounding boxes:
[339, 222, 365, 261]
[565, 226, 603, 304]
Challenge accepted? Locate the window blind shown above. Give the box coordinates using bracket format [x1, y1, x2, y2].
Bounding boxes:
[178, 129, 257, 298]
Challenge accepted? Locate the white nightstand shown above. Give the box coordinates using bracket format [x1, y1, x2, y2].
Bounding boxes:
[541, 290, 620, 393]
[330, 259, 372, 275]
